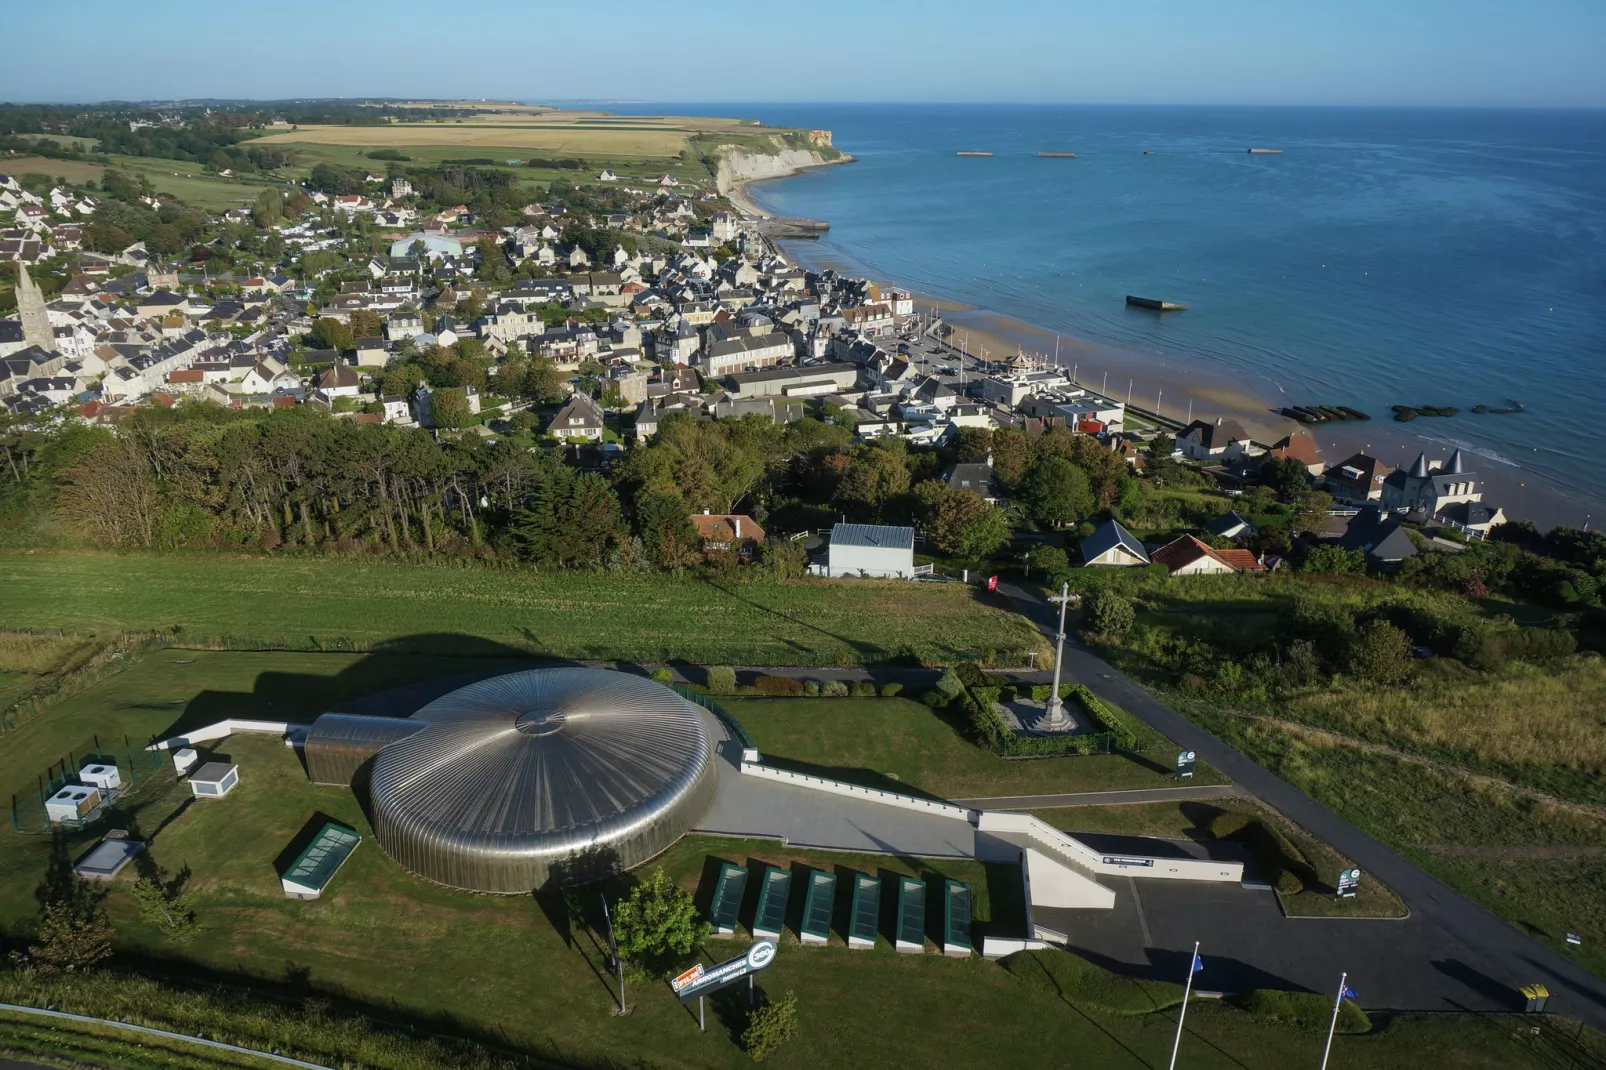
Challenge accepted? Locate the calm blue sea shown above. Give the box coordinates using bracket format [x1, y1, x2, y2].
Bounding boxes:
[606, 103, 1606, 521]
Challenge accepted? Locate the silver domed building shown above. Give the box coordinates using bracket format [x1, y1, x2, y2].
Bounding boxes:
[302, 667, 717, 893]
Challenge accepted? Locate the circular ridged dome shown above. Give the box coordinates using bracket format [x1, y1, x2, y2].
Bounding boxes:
[369, 667, 716, 893]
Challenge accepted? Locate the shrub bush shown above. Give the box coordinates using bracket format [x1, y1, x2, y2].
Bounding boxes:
[934, 668, 966, 701]
[754, 674, 804, 696]
[1068, 685, 1139, 751]
[1083, 590, 1135, 636]
[880, 682, 902, 698]
[1029, 683, 1052, 702]
[742, 990, 799, 1061]
[1208, 812, 1314, 895]
[705, 665, 737, 695]
[920, 689, 947, 708]
[1346, 620, 1413, 685]
[1231, 989, 1371, 1034]
[802, 680, 821, 697]
[650, 668, 674, 685]
[821, 679, 849, 698]
[852, 680, 877, 697]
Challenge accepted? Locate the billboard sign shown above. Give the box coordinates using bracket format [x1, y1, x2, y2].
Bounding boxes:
[674, 939, 778, 1003]
[1176, 750, 1197, 778]
[1337, 868, 1361, 898]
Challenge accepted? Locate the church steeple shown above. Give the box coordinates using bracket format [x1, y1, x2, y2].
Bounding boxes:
[16, 262, 54, 353]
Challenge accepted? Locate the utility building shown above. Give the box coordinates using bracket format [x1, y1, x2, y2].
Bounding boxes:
[815, 523, 918, 579]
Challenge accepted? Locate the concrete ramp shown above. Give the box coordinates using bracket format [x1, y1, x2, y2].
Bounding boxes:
[1024, 847, 1117, 910]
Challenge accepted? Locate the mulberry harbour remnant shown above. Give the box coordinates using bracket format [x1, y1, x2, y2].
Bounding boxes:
[1126, 295, 1189, 311]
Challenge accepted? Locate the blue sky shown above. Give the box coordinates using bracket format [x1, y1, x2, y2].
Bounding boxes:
[5, 0, 1604, 107]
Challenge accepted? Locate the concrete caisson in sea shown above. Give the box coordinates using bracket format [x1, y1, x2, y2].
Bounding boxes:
[955, 151, 993, 156]
[1125, 295, 1189, 311]
[304, 667, 717, 893]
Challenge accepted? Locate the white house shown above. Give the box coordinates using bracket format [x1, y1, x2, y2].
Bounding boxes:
[815, 523, 918, 579]
[1080, 519, 1150, 567]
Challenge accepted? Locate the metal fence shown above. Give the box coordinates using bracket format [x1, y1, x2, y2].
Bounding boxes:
[672, 685, 755, 751]
[9, 736, 176, 835]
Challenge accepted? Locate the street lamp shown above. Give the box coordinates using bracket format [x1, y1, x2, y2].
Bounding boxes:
[1041, 582, 1075, 731]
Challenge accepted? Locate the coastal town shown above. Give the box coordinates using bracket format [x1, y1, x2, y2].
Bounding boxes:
[1, 142, 1510, 570]
[2, 97, 1605, 1070]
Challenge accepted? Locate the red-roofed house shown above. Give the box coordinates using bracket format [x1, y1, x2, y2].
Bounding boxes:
[692, 512, 766, 559]
[1150, 534, 1264, 576]
[1267, 432, 1324, 475]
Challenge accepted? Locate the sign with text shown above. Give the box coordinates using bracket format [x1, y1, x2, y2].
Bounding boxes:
[1101, 856, 1156, 869]
[673, 940, 778, 1004]
[1175, 750, 1197, 778]
[1337, 868, 1361, 898]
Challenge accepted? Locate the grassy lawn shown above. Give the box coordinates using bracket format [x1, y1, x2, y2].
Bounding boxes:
[724, 695, 1227, 800]
[0, 650, 1593, 1068]
[1178, 705, 1606, 982]
[0, 551, 1049, 668]
[1029, 801, 1409, 919]
[0, 154, 270, 212]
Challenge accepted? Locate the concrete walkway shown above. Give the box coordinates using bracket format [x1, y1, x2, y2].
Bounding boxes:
[992, 579, 1606, 1029]
[953, 784, 1244, 810]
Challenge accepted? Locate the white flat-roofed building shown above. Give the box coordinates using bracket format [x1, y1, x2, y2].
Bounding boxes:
[977, 371, 1072, 408]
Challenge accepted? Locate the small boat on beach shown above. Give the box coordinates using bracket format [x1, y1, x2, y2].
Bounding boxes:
[955, 151, 993, 157]
[1126, 295, 1188, 311]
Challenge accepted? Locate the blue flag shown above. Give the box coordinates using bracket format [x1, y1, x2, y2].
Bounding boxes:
[1342, 985, 1359, 1002]
[1192, 953, 1204, 974]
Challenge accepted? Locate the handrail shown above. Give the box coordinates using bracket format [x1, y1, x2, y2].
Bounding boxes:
[673, 686, 756, 750]
[0, 1001, 333, 1069]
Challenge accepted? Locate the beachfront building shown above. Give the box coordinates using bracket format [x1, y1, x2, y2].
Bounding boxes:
[1176, 418, 1256, 461]
[1020, 387, 1127, 433]
[1323, 453, 1394, 503]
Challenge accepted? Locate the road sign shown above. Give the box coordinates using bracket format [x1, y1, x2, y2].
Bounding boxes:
[1337, 868, 1361, 898]
[673, 940, 778, 1004]
[1175, 750, 1197, 778]
[1566, 932, 1582, 948]
[986, 575, 998, 593]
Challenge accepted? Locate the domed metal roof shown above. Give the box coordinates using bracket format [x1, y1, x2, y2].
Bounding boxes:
[369, 667, 715, 893]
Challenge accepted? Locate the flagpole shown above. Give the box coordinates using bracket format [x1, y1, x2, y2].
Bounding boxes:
[1320, 971, 1347, 1070]
[1168, 941, 1200, 1070]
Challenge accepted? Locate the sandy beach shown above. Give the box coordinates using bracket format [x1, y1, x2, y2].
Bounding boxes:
[762, 230, 1581, 529]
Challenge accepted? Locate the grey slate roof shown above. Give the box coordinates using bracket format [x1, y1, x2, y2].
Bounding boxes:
[830, 523, 915, 550]
[1080, 519, 1150, 564]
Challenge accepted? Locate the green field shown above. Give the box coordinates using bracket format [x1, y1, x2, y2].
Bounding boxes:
[0, 552, 1049, 667]
[0, 153, 278, 212]
[0, 652, 1588, 1069]
[725, 695, 1225, 799]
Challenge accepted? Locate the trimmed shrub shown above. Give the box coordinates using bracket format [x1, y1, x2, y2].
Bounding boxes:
[852, 680, 877, 698]
[821, 679, 849, 698]
[934, 668, 966, 701]
[920, 689, 947, 708]
[1029, 684, 1052, 703]
[1208, 812, 1315, 895]
[754, 675, 804, 696]
[1231, 990, 1371, 1034]
[650, 668, 674, 685]
[1067, 685, 1139, 751]
[706, 665, 737, 695]
[801, 680, 821, 697]
[880, 682, 903, 698]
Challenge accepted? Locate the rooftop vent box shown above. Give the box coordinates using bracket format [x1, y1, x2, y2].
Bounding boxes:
[79, 762, 121, 791]
[189, 762, 239, 799]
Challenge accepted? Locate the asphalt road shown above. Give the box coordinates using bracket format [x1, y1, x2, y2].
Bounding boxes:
[994, 580, 1606, 1030]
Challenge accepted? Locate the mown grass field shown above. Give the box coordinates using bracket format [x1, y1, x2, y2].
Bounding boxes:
[0, 654, 1586, 1069]
[1, 153, 273, 212]
[0, 552, 1048, 667]
[725, 695, 1225, 799]
[256, 110, 751, 158]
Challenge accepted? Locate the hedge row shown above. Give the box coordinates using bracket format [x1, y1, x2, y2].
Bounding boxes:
[1067, 685, 1139, 751]
[1208, 811, 1317, 895]
[945, 663, 1117, 758]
